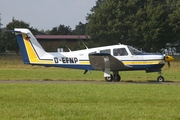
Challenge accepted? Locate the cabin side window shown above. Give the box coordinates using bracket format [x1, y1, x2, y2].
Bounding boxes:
[100, 49, 111, 54]
[89, 49, 110, 54]
[113, 48, 128, 56]
[89, 51, 96, 54]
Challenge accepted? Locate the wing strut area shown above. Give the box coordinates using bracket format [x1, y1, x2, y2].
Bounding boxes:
[88, 53, 131, 71]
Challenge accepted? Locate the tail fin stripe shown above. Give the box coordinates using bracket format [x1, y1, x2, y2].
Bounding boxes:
[23, 35, 54, 64]
[16, 34, 30, 64]
[29, 40, 53, 61]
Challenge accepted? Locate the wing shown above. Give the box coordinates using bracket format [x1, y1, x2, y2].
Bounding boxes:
[89, 53, 131, 71]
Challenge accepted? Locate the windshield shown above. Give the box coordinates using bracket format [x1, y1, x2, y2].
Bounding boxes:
[128, 46, 141, 55]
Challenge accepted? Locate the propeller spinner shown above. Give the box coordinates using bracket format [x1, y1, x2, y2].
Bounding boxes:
[164, 55, 174, 67]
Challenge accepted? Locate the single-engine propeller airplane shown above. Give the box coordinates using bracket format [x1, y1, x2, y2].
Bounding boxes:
[9, 28, 174, 82]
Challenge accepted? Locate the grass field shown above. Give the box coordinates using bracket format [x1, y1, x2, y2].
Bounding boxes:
[0, 56, 180, 119]
[0, 83, 180, 120]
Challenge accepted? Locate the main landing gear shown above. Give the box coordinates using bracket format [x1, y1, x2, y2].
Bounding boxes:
[105, 71, 121, 82]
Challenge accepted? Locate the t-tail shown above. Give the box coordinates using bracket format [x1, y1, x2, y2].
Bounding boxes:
[11, 28, 54, 65]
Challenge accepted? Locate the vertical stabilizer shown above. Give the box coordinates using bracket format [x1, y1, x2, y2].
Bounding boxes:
[13, 28, 48, 64]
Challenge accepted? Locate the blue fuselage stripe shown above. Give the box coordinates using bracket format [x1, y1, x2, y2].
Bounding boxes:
[129, 64, 164, 70]
[40, 64, 95, 70]
[31, 63, 164, 71]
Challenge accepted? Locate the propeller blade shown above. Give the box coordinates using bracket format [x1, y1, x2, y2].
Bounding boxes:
[168, 62, 170, 68]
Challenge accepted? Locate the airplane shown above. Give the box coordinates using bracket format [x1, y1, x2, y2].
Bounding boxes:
[9, 28, 174, 82]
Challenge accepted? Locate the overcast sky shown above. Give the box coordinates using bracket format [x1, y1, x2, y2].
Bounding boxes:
[0, 0, 97, 30]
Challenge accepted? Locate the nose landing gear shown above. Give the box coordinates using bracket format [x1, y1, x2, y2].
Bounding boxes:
[157, 76, 164, 82]
[157, 71, 164, 82]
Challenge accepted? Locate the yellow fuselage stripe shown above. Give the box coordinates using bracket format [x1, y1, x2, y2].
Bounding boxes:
[79, 61, 90, 65]
[123, 60, 164, 65]
[79, 60, 163, 65]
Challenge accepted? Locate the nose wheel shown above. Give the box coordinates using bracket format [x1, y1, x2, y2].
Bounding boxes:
[157, 71, 164, 82]
[157, 76, 164, 82]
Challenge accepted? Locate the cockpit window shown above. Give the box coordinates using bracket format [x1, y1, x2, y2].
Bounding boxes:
[128, 46, 141, 55]
[113, 48, 128, 56]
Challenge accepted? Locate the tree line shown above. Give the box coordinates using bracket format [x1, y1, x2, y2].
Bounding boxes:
[0, 0, 180, 53]
[87, 0, 180, 52]
[0, 17, 87, 54]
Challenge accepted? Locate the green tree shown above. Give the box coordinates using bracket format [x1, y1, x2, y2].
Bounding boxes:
[0, 13, 2, 35]
[167, 0, 180, 43]
[0, 13, 4, 53]
[1, 18, 29, 54]
[72, 22, 87, 35]
[130, 1, 172, 51]
[87, 0, 180, 51]
[133, 0, 180, 51]
[29, 27, 46, 35]
[49, 24, 72, 35]
[87, 0, 138, 46]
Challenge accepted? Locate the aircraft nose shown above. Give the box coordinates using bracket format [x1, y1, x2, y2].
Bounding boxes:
[164, 55, 174, 62]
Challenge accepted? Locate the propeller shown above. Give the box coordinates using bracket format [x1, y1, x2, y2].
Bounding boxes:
[168, 62, 170, 68]
[164, 55, 174, 68]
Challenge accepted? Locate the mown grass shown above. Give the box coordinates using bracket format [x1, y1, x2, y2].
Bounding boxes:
[0, 55, 180, 119]
[0, 83, 180, 120]
[0, 55, 180, 81]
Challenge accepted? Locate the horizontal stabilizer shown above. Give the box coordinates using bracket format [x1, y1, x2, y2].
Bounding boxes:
[6, 30, 27, 34]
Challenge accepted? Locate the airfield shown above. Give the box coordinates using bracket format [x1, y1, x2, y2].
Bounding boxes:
[1, 80, 180, 85]
[0, 56, 180, 119]
[1, 80, 180, 119]
[1, 79, 180, 119]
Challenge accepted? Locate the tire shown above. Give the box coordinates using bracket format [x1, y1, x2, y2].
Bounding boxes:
[114, 75, 121, 82]
[105, 74, 113, 82]
[157, 76, 164, 82]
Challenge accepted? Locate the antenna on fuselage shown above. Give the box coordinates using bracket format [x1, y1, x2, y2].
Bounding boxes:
[66, 45, 71, 52]
[82, 42, 88, 49]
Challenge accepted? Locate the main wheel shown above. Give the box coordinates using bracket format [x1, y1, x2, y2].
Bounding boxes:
[105, 74, 113, 82]
[157, 76, 164, 82]
[114, 75, 121, 82]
